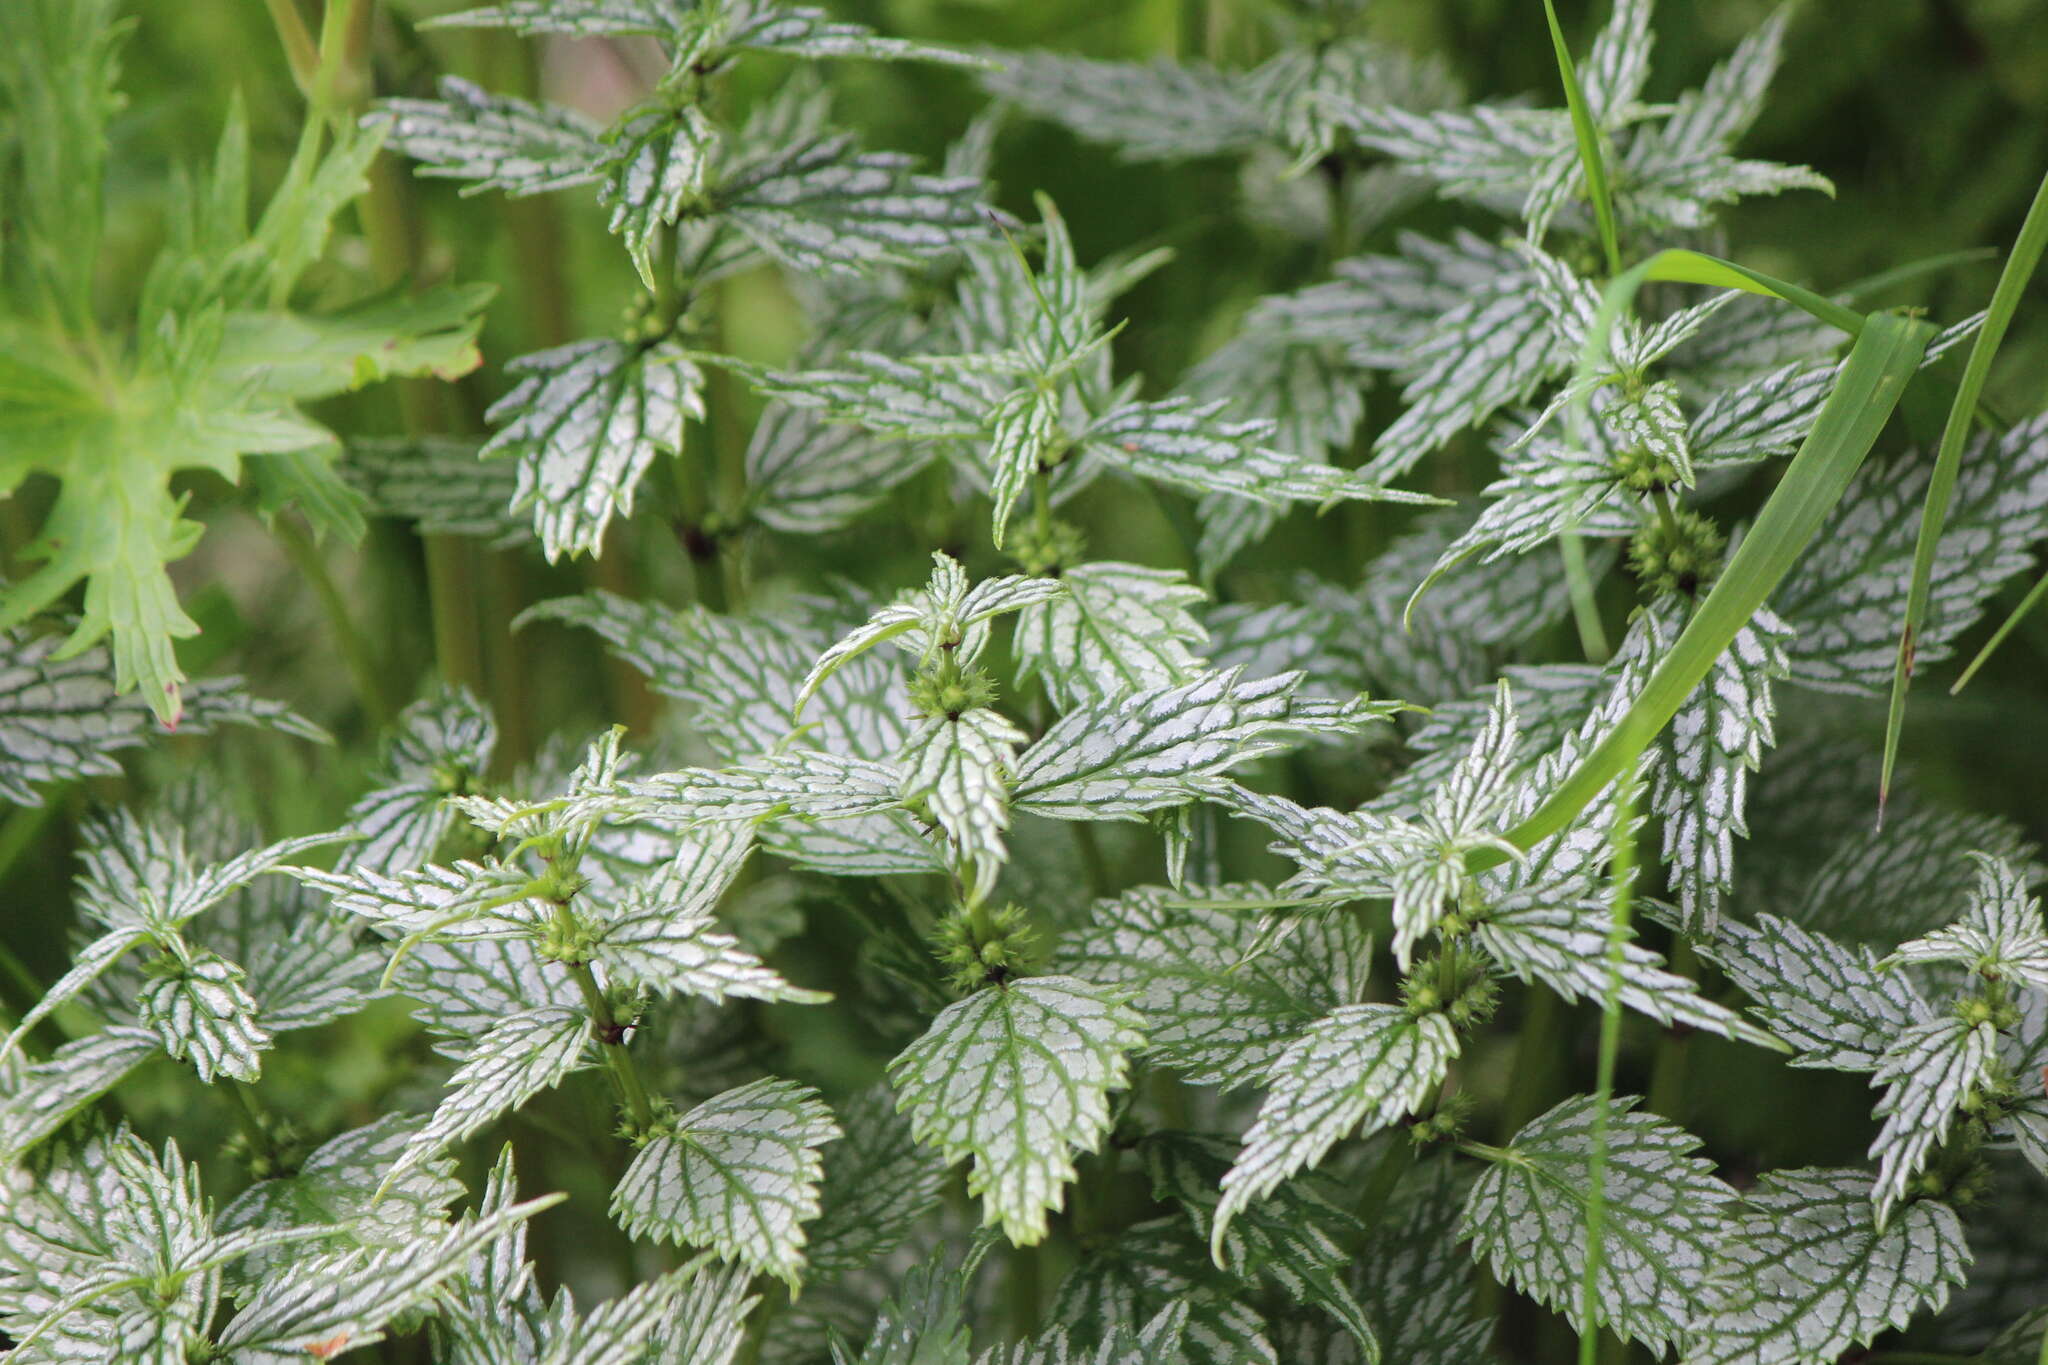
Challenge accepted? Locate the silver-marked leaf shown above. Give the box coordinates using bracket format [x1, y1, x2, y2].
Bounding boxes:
[718, 132, 992, 276]
[1355, 1157, 1496, 1365]
[1869, 1015, 1999, 1226]
[395, 1007, 591, 1180]
[900, 708, 1025, 906]
[1013, 669, 1387, 820]
[343, 685, 496, 875]
[1889, 853, 2048, 992]
[1084, 398, 1428, 509]
[1684, 1168, 1970, 1365]
[1214, 1004, 1457, 1258]
[611, 1077, 840, 1287]
[723, 5, 985, 66]
[0, 1026, 156, 1165]
[215, 1191, 561, 1354]
[483, 338, 707, 561]
[631, 750, 904, 825]
[1773, 415, 2048, 692]
[1462, 1095, 1735, 1353]
[1653, 611, 1793, 932]
[1704, 914, 1931, 1072]
[804, 1084, 948, 1281]
[744, 401, 934, 534]
[889, 975, 1144, 1245]
[599, 104, 719, 288]
[0, 629, 322, 805]
[1691, 362, 1837, 467]
[649, 1262, 757, 1365]
[346, 435, 530, 546]
[137, 948, 269, 1083]
[1012, 562, 1206, 708]
[977, 51, 1267, 163]
[1476, 898, 1781, 1049]
[290, 858, 535, 940]
[1051, 883, 1372, 1090]
[379, 77, 603, 198]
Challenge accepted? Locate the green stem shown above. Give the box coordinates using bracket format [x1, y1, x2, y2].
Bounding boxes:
[1541, 0, 1622, 277]
[563, 954, 656, 1135]
[261, 0, 321, 96]
[1577, 753, 1641, 1365]
[1072, 822, 1110, 900]
[273, 517, 395, 728]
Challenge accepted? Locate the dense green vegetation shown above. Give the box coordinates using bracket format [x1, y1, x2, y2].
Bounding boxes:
[3, 1, 2048, 1361]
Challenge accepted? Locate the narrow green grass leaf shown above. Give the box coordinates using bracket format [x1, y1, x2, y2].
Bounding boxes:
[1882, 167, 2048, 810]
[1541, 0, 1621, 275]
[1577, 750, 1639, 1365]
[1475, 312, 1933, 866]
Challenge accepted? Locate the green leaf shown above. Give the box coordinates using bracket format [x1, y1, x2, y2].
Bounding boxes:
[214, 284, 492, 400]
[1684, 1167, 1970, 1365]
[743, 401, 934, 535]
[483, 338, 707, 561]
[1052, 883, 1371, 1090]
[830, 1258, 973, 1365]
[889, 975, 1144, 1244]
[0, 1026, 156, 1165]
[611, 1076, 840, 1287]
[1214, 1004, 1458, 1258]
[1463, 1095, 1735, 1353]
[1354, 1157, 1497, 1365]
[1012, 562, 1207, 708]
[380, 76, 605, 197]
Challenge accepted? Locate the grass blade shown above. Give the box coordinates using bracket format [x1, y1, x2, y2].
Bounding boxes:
[1880, 167, 2048, 816]
[1953, 564, 2048, 694]
[1472, 312, 1934, 868]
[1541, 0, 1621, 276]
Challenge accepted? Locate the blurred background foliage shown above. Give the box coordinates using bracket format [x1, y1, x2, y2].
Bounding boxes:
[7, 0, 2048, 1344]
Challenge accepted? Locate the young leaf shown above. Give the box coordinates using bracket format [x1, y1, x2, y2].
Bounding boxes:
[610, 1076, 840, 1287]
[1685, 1167, 1970, 1365]
[977, 52, 1267, 163]
[136, 947, 270, 1083]
[342, 685, 497, 875]
[1462, 1095, 1735, 1353]
[1213, 1004, 1458, 1258]
[599, 105, 719, 288]
[889, 975, 1144, 1245]
[1868, 1014, 1999, 1226]
[900, 707, 1027, 905]
[1887, 852, 2048, 992]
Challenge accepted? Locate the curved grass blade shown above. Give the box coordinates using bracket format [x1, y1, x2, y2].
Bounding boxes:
[1471, 312, 1934, 869]
[1542, 0, 1621, 276]
[1881, 167, 2048, 815]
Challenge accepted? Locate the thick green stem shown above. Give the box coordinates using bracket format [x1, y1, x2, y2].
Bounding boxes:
[1501, 987, 1564, 1139]
[1646, 938, 1697, 1121]
[1559, 535, 1611, 663]
[1352, 1135, 1416, 1230]
[1005, 1242, 1043, 1342]
[564, 954, 656, 1135]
